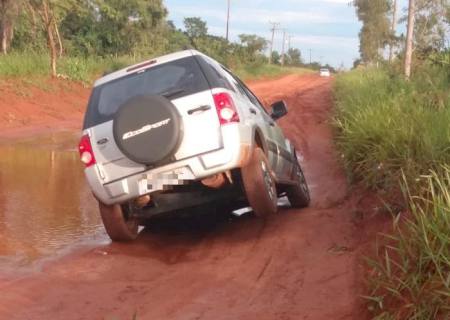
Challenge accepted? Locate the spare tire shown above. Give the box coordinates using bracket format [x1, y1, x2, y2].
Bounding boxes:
[113, 95, 183, 166]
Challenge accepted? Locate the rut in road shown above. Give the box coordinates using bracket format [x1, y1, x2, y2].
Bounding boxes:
[0, 74, 369, 320]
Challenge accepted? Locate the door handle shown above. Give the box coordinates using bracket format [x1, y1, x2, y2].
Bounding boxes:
[249, 108, 257, 115]
[188, 105, 211, 115]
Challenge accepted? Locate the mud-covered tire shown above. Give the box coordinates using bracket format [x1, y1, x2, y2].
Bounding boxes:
[98, 201, 139, 241]
[241, 147, 278, 217]
[287, 154, 310, 208]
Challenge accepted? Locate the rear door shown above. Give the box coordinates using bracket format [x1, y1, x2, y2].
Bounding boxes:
[83, 55, 222, 184]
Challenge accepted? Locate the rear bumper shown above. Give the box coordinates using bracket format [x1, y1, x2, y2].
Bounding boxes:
[86, 123, 252, 205]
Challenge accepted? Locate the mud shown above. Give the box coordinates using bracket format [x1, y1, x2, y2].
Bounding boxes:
[0, 74, 375, 319]
[0, 133, 105, 272]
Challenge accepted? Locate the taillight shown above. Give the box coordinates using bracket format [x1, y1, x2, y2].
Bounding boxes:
[78, 134, 96, 167]
[213, 92, 240, 125]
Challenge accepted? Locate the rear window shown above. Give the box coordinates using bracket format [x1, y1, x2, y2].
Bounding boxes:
[83, 56, 210, 128]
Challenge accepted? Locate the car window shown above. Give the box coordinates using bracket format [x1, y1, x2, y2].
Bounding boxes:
[220, 67, 255, 104]
[229, 72, 269, 115]
[83, 56, 209, 128]
[195, 56, 234, 92]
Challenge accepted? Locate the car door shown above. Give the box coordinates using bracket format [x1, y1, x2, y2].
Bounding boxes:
[217, 67, 279, 171]
[236, 79, 293, 181]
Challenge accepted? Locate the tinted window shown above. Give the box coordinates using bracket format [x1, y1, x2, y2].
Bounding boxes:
[195, 56, 234, 92]
[83, 56, 209, 128]
[223, 68, 269, 115]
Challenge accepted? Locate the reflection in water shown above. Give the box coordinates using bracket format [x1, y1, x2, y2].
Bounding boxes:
[0, 133, 105, 270]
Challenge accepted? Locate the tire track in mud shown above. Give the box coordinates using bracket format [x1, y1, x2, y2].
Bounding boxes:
[0, 74, 368, 320]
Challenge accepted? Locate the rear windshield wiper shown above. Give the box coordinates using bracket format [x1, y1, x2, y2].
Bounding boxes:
[161, 89, 185, 99]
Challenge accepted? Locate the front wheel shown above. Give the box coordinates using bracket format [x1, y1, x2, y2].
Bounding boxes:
[241, 147, 278, 217]
[98, 201, 139, 241]
[287, 153, 310, 208]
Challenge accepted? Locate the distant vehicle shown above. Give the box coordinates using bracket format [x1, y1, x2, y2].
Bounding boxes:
[79, 50, 310, 242]
[319, 68, 331, 77]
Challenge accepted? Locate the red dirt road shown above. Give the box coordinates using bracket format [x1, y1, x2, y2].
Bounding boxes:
[0, 75, 371, 320]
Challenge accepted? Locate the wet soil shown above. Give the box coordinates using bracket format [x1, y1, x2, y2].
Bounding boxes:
[0, 132, 105, 272]
[0, 79, 90, 140]
[0, 74, 380, 319]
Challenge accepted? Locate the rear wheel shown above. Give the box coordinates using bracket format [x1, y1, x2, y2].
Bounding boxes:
[241, 147, 278, 217]
[287, 153, 310, 208]
[98, 201, 139, 241]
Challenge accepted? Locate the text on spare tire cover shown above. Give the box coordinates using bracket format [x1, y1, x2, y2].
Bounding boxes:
[122, 118, 171, 140]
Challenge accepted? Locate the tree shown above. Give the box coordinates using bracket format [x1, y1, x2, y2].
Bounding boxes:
[0, 0, 21, 54]
[354, 0, 391, 64]
[413, 0, 449, 55]
[93, 0, 167, 56]
[405, 0, 416, 79]
[238, 34, 267, 55]
[271, 50, 280, 64]
[286, 48, 302, 66]
[389, 0, 398, 63]
[183, 17, 207, 39]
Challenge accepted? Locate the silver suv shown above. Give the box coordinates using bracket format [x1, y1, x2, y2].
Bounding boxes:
[79, 50, 310, 241]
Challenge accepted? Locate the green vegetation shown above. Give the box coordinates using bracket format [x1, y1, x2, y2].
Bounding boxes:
[366, 170, 450, 319]
[334, 53, 450, 318]
[0, 1, 311, 83]
[234, 64, 312, 81]
[342, 1, 449, 317]
[0, 52, 311, 84]
[334, 64, 450, 192]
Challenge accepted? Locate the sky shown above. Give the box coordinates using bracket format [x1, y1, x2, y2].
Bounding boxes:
[164, 0, 410, 69]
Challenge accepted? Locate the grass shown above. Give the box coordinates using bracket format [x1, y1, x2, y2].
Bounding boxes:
[334, 66, 450, 193]
[365, 170, 450, 319]
[0, 52, 135, 83]
[234, 63, 312, 81]
[0, 52, 311, 84]
[333, 64, 450, 319]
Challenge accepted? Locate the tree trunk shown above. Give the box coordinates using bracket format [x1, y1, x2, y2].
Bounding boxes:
[1, 26, 7, 54]
[54, 19, 63, 57]
[42, 0, 57, 77]
[389, 0, 397, 63]
[404, 0, 415, 79]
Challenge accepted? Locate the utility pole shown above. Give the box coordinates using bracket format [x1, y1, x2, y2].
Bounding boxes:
[281, 29, 287, 65]
[226, 0, 230, 42]
[309, 48, 312, 65]
[287, 35, 293, 51]
[268, 22, 280, 64]
[404, 0, 415, 79]
[389, 0, 397, 63]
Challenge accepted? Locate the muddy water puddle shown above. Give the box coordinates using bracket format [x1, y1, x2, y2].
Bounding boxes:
[0, 132, 107, 272]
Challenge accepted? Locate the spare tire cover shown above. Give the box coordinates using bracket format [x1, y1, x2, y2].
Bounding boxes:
[113, 95, 182, 165]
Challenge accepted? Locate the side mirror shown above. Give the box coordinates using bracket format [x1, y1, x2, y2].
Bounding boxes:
[270, 100, 288, 120]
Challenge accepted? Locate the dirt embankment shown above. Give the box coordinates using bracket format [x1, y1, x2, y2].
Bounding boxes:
[0, 79, 90, 139]
[0, 74, 385, 320]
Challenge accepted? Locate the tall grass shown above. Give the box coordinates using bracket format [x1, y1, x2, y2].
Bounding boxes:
[365, 169, 450, 319]
[0, 52, 310, 84]
[334, 65, 450, 319]
[334, 67, 450, 192]
[0, 52, 136, 83]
